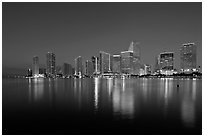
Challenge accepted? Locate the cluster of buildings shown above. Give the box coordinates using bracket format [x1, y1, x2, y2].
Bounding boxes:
[27, 42, 200, 78]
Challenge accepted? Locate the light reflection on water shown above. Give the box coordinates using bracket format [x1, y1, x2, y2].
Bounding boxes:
[94, 78, 99, 111]
[28, 78, 44, 102]
[3, 78, 201, 130]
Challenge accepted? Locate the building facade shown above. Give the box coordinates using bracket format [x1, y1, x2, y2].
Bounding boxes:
[128, 41, 141, 75]
[159, 52, 174, 75]
[56, 65, 62, 76]
[85, 60, 94, 76]
[144, 64, 151, 75]
[39, 68, 46, 76]
[27, 68, 32, 77]
[112, 55, 121, 74]
[92, 56, 100, 74]
[180, 43, 197, 72]
[100, 51, 112, 74]
[32, 56, 39, 77]
[62, 63, 73, 77]
[120, 51, 133, 74]
[46, 52, 56, 77]
[74, 56, 83, 76]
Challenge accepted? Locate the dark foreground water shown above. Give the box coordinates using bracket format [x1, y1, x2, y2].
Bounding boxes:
[2, 78, 202, 135]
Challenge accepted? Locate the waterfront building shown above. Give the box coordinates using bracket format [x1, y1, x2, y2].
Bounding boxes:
[27, 68, 32, 77]
[120, 51, 133, 74]
[56, 65, 62, 76]
[92, 56, 100, 74]
[180, 43, 197, 73]
[154, 55, 160, 74]
[100, 51, 112, 74]
[112, 55, 121, 74]
[46, 52, 56, 77]
[129, 41, 141, 75]
[75, 56, 83, 77]
[85, 60, 94, 76]
[139, 68, 145, 76]
[144, 64, 151, 75]
[62, 63, 73, 77]
[72, 68, 75, 75]
[39, 68, 46, 77]
[159, 52, 174, 75]
[32, 56, 39, 77]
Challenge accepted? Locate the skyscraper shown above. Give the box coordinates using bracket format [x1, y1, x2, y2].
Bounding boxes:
[100, 51, 112, 74]
[32, 56, 39, 77]
[120, 51, 133, 74]
[92, 56, 100, 74]
[128, 41, 141, 75]
[180, 43, 197, 72]
[154, 55, 160, 73]
[75, 56, 83, 76]
[62, 63, 73, 77]
[46, 52, 56, 77]
[129, 41, 140, 59]
[85, 60, 94, 76]
[159, 52, 174, 75]
[112, 55, 121, 74]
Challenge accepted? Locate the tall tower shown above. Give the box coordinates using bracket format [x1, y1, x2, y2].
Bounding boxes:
[180, 43, 197, 72]
[46, 52, 56, 77]
[112, 55, 121, 74]
[99, 51, 112, 74]
[128, 41, 141, 75]
[92, 56, 100, 74]
[74, 56, 83, 76]
[32, 56, 39, 77]
[85, 60, 94, 76]
[120, 51, 133, 74]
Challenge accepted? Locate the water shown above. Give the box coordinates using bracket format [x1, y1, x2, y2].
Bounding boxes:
[2, 78, 202, 135]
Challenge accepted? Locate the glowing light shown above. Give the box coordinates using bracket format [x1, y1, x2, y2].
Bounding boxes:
[94, 78, 99, 111]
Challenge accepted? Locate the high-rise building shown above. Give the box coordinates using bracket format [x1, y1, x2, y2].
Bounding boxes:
[129, 41, 140, 59]
[120, 51, 133, 74]
[32, 56, 39, 77]
[159, 52, 174, 75]
[92, 56, 100, 74]
[100, 51, 112, 74]
[46, 52, 56, 77]
[154, 55, 160, 73]
[62, 63, 73, 77]
[129, 41, 141, 75]
[85, 60, 94, 76]
[112, 55, 121, 74]
[180, 43, 197, 72]
[75, 56, 83, 76]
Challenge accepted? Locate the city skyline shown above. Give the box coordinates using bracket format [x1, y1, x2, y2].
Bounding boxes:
[3, 2, 202, 75]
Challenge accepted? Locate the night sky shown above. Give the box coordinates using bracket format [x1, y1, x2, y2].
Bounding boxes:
[2, 2, 202, 75]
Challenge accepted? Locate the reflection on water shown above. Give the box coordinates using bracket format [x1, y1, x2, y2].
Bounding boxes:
[181, 79, 198, 128]
[181, 99, 195, 128]
[112, 79, 134, 119]
[4, 77, 201, 133]
[94, 78, 99, 111]
[192, 79, 196, 101]
[28, 78, 44, 102]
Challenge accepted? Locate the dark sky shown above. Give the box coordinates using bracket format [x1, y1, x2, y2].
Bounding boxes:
[3, 2, 202, 75]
